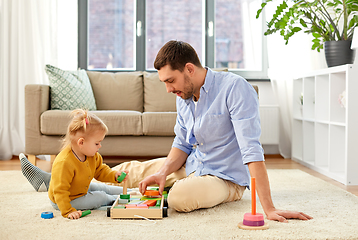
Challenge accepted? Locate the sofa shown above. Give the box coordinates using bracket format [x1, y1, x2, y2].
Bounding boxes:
[25, 71, 179, 165]
[25, 70, 258, 166]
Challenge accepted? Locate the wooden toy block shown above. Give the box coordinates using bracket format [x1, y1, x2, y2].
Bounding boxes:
[117, 199, 129, 204]
[117, 172, 127, 183]
[127, 200, 144, 205]
[113, 206, 125, 209]
[144, 190, 160, 197]
[119, 177, 130, 199]
[81, 210, 91, 218]
[123, 178, 127, 194]
[124, 203, 149, 209]
[120, 194, 130, 199]
[142, 200, 157, 207]
[136, 204, 149, 209]
[149, 206, 160, 209]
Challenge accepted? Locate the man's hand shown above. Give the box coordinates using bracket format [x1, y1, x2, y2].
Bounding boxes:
[266, 209, 313, 222]
[139, 172, 166, 195]
[247, 161, 313, 222]
[139, 147, 188, 195]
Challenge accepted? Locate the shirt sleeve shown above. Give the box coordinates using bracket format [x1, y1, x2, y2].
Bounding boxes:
[50, 160, 77, 218]
[172, 98, 194, 155]
[228, 79, 264, 164]
[93, 154, 117, 183]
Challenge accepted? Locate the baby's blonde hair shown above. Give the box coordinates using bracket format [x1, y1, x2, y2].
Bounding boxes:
[61, 109, 108, 150]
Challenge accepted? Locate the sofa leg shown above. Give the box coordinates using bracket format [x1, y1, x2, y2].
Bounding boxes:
[28, 154, 37, 166]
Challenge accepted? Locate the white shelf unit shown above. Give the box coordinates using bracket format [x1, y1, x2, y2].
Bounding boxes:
[292, 64, 358, 185]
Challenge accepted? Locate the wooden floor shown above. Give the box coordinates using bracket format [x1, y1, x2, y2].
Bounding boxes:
[2, 154, 358, 197]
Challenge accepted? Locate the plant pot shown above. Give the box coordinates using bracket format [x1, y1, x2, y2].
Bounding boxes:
[324, 40, 356, 67]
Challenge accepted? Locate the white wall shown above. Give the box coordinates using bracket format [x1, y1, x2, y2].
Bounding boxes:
[251, 81, 276, 106]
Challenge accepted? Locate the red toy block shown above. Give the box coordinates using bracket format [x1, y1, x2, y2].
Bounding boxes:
[142, 200, 157, 207]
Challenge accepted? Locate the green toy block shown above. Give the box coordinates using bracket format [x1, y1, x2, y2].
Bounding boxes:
[113, 206, 125, 209]
[120, 194, 130, 199]
[117, 199, 129, 204]
[117, 172, 127, 183]
[81, 210, 91, 218]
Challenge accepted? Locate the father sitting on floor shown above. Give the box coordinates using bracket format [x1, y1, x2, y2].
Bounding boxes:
[138, 40, 312, 222]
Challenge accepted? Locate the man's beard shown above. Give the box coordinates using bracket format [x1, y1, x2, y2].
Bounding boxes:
[181, 73, 194, 100]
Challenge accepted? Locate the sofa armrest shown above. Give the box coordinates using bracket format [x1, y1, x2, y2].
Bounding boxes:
[25, 84, 50, 154]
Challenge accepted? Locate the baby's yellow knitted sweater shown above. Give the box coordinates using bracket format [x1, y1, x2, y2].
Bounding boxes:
[48, 146, 117, 217]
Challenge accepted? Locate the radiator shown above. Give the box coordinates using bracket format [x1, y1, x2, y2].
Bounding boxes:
[259, 106, 279, 145]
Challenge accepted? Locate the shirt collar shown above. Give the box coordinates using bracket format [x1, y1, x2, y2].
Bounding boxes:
[202, 67, 213, 93]
[184, 67, 213, 104]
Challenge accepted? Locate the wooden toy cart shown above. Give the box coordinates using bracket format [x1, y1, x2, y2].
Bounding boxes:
[107, 195, 168, 219]
[107, 175, 168, 219]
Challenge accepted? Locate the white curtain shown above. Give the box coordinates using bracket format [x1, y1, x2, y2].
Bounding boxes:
[268, 69, 293, 158]
[241, 0, 262, 73]
[265, 2, 326, 158]
[0, 0, 58, 160]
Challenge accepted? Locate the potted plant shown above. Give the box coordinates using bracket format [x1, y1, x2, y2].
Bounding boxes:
[256, 0, 358, 67]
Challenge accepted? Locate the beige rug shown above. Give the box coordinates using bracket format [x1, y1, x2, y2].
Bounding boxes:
[1, 169, 358, 240]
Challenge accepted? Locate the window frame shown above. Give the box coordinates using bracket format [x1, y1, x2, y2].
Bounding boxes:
[78, 0, 269, 80]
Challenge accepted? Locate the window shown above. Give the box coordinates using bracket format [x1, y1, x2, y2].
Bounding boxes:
[87, 0, 135, 70]
[79, 0, 268, 79]
[146, 0, 203, 70]
[215, 0, 263, 71]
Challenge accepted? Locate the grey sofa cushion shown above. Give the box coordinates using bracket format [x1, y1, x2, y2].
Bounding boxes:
[142, 112, 176, 136]
[143, 72, 176, 112]
[40, 110, 143, 136]
[87, 71, 144, 112]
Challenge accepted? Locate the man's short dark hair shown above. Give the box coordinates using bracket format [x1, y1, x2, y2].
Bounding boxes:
[154, 40, 202, 71]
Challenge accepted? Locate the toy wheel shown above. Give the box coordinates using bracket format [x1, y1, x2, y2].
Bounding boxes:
[162, 207, 168, 217]
[107, 207, 111, 217]
[163, 198, 168, 208]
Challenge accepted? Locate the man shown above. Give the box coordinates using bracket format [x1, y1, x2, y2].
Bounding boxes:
[139, 40, 312, 222]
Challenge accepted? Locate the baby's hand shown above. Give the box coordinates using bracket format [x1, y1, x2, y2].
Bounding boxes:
[115, 170, 129, 183]
[68, 210, 82, 220]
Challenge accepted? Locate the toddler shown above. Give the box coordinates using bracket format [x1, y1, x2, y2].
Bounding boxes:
[22, 109, 129, 219]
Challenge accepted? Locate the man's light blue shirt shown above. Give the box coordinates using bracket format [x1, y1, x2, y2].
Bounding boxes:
[172, 68, 264, 187]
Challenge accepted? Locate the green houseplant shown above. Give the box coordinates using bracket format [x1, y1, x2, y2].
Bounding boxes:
[256, 0, 358, 67]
